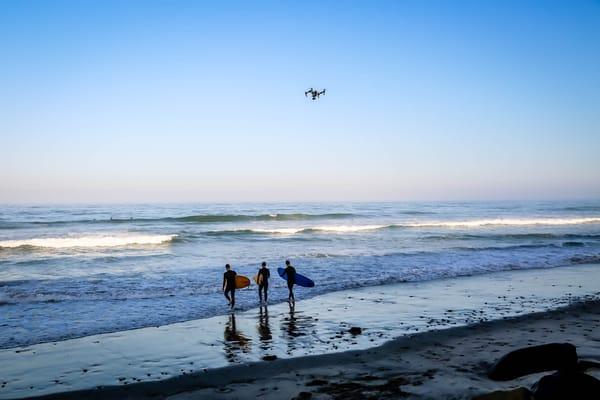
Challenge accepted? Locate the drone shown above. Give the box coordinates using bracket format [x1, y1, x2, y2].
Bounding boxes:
[305, 87, 326, 100]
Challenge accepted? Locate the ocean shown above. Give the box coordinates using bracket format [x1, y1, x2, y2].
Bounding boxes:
[1, 201, 599, 349]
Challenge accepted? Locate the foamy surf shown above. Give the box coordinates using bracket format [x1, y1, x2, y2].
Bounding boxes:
[250, 228, 305, 234]
[312, 224, 388, 233]
[216, 218, 600, 236]
[0, 234, 178, 249]
[247, 225, 388, 234]
[404, 217, 600, 228]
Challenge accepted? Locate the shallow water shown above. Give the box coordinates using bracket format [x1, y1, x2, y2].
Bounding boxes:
[0, 263, 599, 399]
[1, 201, 600, 347]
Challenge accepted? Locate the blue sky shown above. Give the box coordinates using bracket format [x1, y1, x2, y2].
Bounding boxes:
[1, 0, 599, 202]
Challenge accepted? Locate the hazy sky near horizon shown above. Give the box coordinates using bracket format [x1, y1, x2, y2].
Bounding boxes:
[1, 0, 599, 203]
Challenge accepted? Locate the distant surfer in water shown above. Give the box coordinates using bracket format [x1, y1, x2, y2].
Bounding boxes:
[223, 264, 237, 309]
[257, 261, 270, 304]
[284, 260, 296, 304]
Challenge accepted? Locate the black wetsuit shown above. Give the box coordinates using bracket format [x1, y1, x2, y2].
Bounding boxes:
[223, 270, 237, 307]
[257, 267, 270, 302]
[284, 265, 296, 301]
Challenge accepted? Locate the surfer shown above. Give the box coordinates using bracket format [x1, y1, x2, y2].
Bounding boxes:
[284, 260, 296, 304]
[223, 264, 237, 309]
[257, 261, 270, 304]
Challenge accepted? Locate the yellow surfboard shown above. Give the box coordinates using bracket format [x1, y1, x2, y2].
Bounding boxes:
[252, 274, 263, 285]
[235, 275, 251, 289]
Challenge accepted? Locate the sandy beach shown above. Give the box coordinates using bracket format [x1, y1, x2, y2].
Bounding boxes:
[21, 299, 600, 400]
[2, 264, 599, 400]
[159, 300, 600, 400]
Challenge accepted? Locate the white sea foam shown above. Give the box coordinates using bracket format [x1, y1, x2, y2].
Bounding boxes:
[0, 234, 178, 249]
[250, 228, 305, 234]
[404, 217, 600, 228]
[312, 224, 388, 232]
[242, 217, 600, 235]
[249, 225, 388, 234]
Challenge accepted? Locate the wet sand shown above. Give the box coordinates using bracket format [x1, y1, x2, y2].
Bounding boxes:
[17, 300, 600, 400]
[168, 300, 600, 400]
[1, 264, 599, 399]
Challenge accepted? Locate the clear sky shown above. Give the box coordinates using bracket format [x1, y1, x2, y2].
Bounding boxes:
[1, 0, 599, 203]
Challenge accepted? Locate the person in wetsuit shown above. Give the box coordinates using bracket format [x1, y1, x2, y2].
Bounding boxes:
[284, 259, 296, 304]
[257, 261, 270, 304]
[223, 264, 237, 309]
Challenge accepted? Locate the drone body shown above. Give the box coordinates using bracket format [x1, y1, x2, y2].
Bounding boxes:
[305, 88, 326, 100]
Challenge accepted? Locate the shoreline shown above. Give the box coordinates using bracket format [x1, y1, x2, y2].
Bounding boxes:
[1, 264, 599, 399]
[26, 299, 600, 399]
[4, 261, 595, 351]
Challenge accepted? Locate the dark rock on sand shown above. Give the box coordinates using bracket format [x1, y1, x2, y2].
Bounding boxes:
[317, 376, 410, 398]
[578, 359, 600, 371]
[306, 379, 329, 386]
[488, 343, 577, 381]
[532, 370, 600, 400]
[473, 387, 533, 400]
[348, 327, 362, 335]
[292, 392, 313, 400]
[261, 355, 277, 361]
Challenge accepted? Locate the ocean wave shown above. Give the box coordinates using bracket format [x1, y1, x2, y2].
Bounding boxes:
[451, 243, 561, 252]
[175, 212, 354, 222]
[202, 218, 600, 236]
[209, 225, 389, 235]
[176, 216, 600, 229]
[562, 241, 585, 247]
[424, 233, 600, 241]
[8, 214, 599, 231]
[17, 213, 355, 226]
[4, 248, 599, 308]
[569, 254, 600, 264]
[0, 234, 178, 249]
[554, 205, 600, 212]
[0, 223, 21, 230]
[401, 217, 600, 228]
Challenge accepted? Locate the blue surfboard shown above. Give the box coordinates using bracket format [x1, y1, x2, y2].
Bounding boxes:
[277, 267, 315, 288]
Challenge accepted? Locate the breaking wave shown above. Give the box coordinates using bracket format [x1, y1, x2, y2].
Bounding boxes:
[253, 225, 388, 234]
[0, 234, 178, 249]
[205, 217, 600, 236]
[402, 217, 600, 228]
[208, 225, 388, 235]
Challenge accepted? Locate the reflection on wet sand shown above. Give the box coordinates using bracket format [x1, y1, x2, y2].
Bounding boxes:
[223, 313, 251, 363]
[281, 303, 317, 355]
[257, 306, 272, 351]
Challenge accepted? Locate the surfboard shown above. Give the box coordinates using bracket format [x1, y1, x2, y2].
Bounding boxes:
[277, 267, 315, 288]
[253, 274, 264, 285]
[235, 275, 251, 289]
